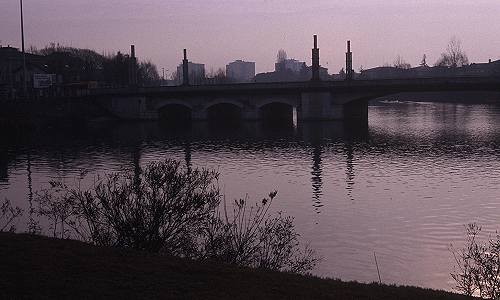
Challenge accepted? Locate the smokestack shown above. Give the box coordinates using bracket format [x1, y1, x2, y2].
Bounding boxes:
[182, 49, 189, 86]
[345, 40, 353, 81]
[131, 45, 136, 58]
[129, 45, 137, 86]
[311, 35, 320, 81]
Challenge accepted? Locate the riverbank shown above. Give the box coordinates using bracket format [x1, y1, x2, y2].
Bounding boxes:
[0, 98, 114, 136]
[0, 233, 473, 300]
[371, 91, 500, 104]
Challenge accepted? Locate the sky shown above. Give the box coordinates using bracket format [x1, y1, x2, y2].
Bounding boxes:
[2, 0, 500, 76]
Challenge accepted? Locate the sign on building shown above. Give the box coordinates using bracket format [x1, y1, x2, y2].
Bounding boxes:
[33, 74, 55, 89]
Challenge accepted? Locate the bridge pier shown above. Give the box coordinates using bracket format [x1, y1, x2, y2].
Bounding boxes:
[299, 92, 340, 120]
[192, 107, 207, 120]
[343, 100, 368, 121]
[109, 96, 157, 119]
[243, 108, 259, 121]
[297, 92, 369, 123]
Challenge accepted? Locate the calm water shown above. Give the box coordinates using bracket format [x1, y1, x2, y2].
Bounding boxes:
[2, 100, 500, 291]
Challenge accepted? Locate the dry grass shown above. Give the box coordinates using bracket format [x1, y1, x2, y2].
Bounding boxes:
[0, 232, 475, 300]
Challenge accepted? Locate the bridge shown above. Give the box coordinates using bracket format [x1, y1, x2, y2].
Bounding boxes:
[90, 76, 500, 123]
[87, 36, 500, 124]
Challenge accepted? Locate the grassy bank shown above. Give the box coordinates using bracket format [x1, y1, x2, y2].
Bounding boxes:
[0, 233, 473, 300]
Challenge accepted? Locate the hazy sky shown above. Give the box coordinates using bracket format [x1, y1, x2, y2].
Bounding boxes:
[2, 0, 500, 75]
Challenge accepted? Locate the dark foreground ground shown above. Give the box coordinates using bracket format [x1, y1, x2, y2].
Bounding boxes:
[0, 233, 474, 300]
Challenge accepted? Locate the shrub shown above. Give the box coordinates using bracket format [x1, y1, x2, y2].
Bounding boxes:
[200, 192, 319, 274]
[36, 182, 77, 238]
[451, 223, 500, 299]
[36, 159, 220, 256]
[0, 198, 23, 232]
[35, 160, 319, 274]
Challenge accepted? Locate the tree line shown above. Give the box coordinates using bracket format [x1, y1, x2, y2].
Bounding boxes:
[29, 43, 160, 86]
[388, 37, 469, 70]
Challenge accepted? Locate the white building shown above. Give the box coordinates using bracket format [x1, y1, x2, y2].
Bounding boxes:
[176, 62, 205, 84]
[226, 60, 255, 83]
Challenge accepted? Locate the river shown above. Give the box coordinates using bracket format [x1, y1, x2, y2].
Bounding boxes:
[2, 99, 500, 291]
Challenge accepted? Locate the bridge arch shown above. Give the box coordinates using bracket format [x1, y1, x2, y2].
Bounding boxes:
[157, 100, 192, 123]
[155, 99, 194, 110]
[204, 98, 245, 110]
[258, 102, 295, 125]
[256, 97, 298, 109]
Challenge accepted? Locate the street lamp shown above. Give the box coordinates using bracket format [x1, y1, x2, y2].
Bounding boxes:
[20, 0, 27, 98]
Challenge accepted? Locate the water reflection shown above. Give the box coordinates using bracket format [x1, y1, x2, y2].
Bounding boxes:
[311, 143, 323, 211]
[184, 140, 192, 171]
[132, 144, 142, 185]
[0, 151, 8, 183]
[27, 153, 35, 232]
[344, 143, 355, 200]
[2, 101, 500, 291]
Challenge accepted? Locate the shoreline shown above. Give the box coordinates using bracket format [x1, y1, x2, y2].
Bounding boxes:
[0, 232, 473, 300]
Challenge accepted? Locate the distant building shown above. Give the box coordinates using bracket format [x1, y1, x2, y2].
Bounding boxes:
[275, 59, 305, 74]
[226, 60, 255, 83]
[176, 62, 205, 85]
[359, 61, 500, 80]
[255, 58, 329, 83]
[359, 67, 409, 80]
[0, 45, 47, 99]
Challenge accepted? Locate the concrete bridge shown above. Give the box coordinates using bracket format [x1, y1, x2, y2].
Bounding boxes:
[89, 76, 500, 123]
[86, 36, 500, 124]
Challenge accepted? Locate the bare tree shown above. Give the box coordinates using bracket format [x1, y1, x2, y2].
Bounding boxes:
[451, 223, 500, 299]
[450, 223, 481, 297]
[205, 68, 227, 84]
[138, 60, 161, 85]
[0, 199, 23, 232]
[36, 182, 76, 238]
[435, 37, 469, 68]
[277, 49, 288, 63]
[200, 191, 319, 274]
[36, 160, 221, 256]
[420, 54, 428, 67]
[171, 70, 180, 82]
[338, 68, 346, 79]
[393, 55, 411, 69]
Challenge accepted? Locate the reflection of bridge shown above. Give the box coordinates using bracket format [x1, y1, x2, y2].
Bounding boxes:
[92, 77, 500, 123]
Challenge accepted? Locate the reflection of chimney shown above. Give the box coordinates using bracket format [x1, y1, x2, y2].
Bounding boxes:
[311, 143, 323, 209]
[311, 35, 320, 81]
[346, 41, 353, 81]
[182, 49, 189, 86]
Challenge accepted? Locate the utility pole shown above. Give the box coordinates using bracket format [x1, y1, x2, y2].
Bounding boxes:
[20, 0, 27, 98]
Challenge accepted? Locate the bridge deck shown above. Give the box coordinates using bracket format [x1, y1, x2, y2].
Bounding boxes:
[89, 76, 500, 97]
